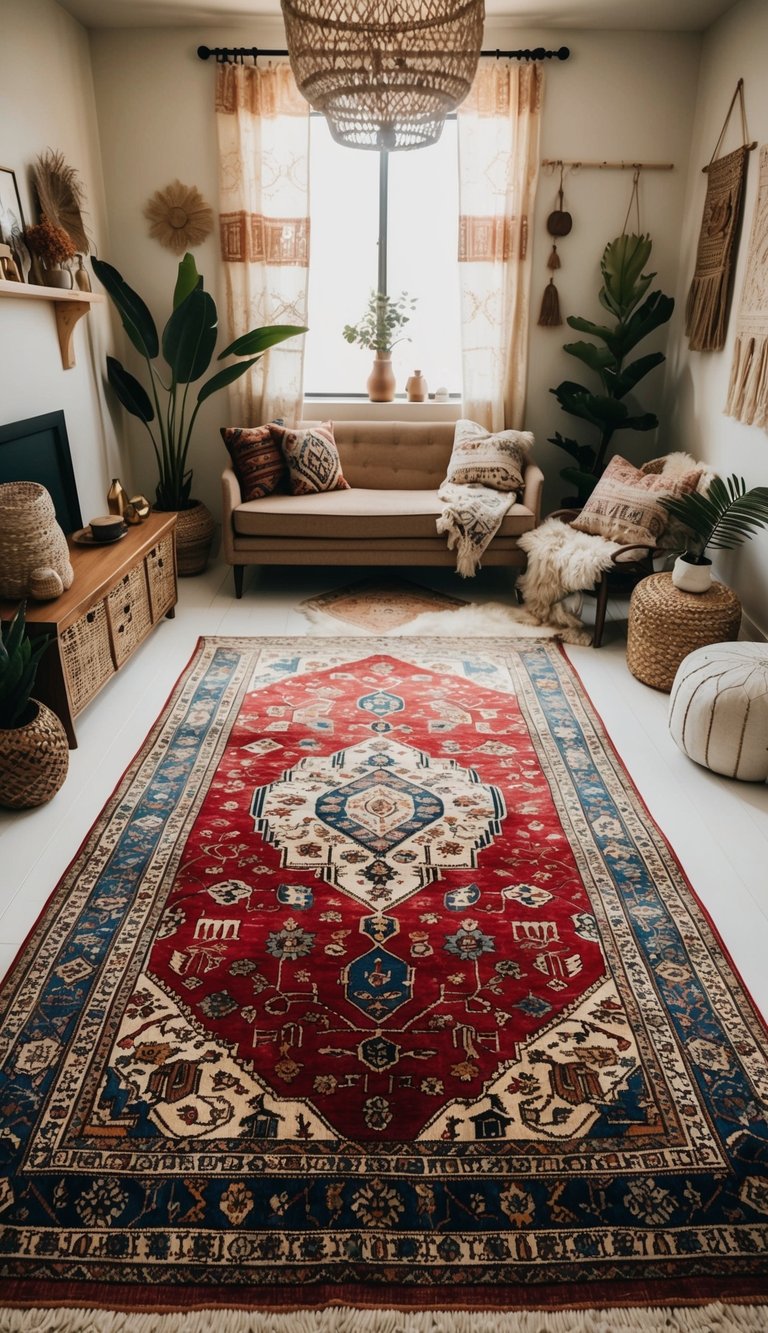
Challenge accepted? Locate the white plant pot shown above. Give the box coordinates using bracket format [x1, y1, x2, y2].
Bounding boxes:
[671, 554, 712, 594]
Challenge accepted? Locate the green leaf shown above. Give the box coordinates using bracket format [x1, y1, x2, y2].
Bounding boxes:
[619, 412, 658, 432]
[106, 356, 155, 422]
[547, 431, 597, 470]
[91, 257, 159, 359]
[607, 351, 665, 398]
[218, 324, 308, 360]
[614, 291, 675, 357]
[661, 476, 768, 553]
[553, 382, 628, 429]
[601, 233, 654, 316]
[173, 253, 202, 309]
[566, 314, 620, 353]
[197, 357, 260, 405]
[563, 341, 616, 375]
[560, 465, 598, 500]
[106, 356, 155, 423]
[162, 288, 218, 384]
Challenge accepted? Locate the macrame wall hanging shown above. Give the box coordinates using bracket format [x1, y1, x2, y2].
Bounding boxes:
[685, 79, 755, 352]
[538, 163, 572, 326]
[726, 141, 768, 429]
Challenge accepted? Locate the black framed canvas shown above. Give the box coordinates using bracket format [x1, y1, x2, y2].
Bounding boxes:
[0, 411, 82, 534]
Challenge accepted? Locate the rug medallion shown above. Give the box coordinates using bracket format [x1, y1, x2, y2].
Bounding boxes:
[1, 637, 767, 1312]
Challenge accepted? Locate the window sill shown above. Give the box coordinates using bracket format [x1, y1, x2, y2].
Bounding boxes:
[302, 398, 462, 423]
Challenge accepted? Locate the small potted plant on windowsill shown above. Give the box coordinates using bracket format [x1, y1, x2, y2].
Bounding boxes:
[343, 289, 416, 402]
[0, 602, 68, 809]
[661, 474, 768, 593]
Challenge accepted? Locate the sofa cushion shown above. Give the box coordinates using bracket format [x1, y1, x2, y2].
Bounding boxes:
[443, 419, 534, 492]
[271, 421, 350, 495]
[233, 488, 536, 541]
[572, 455, 702, 546]
[220, 424, 287, 499]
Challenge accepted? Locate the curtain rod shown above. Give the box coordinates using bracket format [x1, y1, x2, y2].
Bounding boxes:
[197, 44, 570, 63]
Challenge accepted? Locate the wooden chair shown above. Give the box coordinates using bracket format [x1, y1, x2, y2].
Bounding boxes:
[549, 509, 660, 648]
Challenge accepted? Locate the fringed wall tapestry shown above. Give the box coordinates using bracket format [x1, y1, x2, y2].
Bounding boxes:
[1, 636, 768, 1324]
[685, 79, 753, 353]
[726, 143, 768, 428]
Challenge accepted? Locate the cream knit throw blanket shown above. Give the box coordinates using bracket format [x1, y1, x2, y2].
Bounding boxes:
[517, 517, 621, 645]
[436, 482, 514, 577]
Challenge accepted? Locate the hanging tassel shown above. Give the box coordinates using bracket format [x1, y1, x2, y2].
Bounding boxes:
[538, 278, 562, 326]
[547, 243, 561, 270]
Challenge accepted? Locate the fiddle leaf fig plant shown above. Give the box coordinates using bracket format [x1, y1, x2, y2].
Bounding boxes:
[93, 253, 307, 511]
[661, 475, 768, 565]
[550, 233, 674, 502]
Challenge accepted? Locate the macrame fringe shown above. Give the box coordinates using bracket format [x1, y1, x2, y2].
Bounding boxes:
[684, 270, 729, 351]
[538, 278, 562, 326]
[547, 243, 561, 270]
[725, 332, 768, 426]
[4, 1303, 768, 1332]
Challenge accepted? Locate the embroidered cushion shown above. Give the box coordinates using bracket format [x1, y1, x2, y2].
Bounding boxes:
[272, 421, 350, 496]
[444, 419, 534, 493]
[221, 424, 287, 500]
[572, 455, 702, 546]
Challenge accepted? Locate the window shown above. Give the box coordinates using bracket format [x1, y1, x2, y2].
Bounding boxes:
[303, 116, 462, 398]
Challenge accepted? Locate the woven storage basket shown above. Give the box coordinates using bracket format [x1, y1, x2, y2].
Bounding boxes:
[174, 502, 215, 577]
[627, 573, 741, 692]
[61, 602, 115, 713]
[0, 481, 73, 599]
[146, 535, 176, 617]
[0, 700, 69, 809]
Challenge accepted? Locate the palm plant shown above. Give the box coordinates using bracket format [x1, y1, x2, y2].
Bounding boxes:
[550, 233, 674, 502]
[0, 603, 49, 729]
[661, 476, 768, 566]
[92, 253, 306, 510]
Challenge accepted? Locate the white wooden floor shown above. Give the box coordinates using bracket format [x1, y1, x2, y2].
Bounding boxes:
[1, 559, 767, 1027]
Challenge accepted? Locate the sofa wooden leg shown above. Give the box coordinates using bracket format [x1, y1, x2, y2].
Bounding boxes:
[233, 565, 245, 598]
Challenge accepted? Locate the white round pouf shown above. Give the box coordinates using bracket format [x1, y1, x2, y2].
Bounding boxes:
[668, 642, 768, 781]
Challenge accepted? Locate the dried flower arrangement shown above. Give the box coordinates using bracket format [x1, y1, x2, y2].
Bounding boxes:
[24, 217, 77, 270]
[33, 149, 89, 254]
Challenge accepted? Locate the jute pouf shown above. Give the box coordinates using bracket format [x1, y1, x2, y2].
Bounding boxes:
[669, 642, 768, 781]
[626, 573, 741, 691]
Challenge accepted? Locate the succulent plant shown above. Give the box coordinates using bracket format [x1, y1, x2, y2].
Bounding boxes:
[0, 603, 49, 729]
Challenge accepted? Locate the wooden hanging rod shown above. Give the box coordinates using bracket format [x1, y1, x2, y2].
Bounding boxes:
[542, 159, 674, 171]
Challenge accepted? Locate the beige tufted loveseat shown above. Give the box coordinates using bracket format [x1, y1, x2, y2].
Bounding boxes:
[221, 419, 544, 597]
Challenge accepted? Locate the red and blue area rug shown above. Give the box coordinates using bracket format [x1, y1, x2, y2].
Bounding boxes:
[1, 637, 767, 1324]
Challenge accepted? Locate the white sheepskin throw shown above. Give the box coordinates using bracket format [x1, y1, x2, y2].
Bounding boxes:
[517, 518, 620, 645]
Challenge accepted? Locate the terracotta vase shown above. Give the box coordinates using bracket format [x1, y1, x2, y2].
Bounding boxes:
[367, 354, 396, 403]
[406, 370, 428, 402]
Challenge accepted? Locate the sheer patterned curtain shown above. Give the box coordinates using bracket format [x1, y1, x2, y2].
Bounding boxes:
[457, 61, 543, 431]
[216, 62, 310, 424]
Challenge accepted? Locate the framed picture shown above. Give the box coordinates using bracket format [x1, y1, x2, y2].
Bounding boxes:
[0, 166, 28, 282]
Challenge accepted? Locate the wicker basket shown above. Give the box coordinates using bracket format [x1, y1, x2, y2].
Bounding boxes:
[174, 501, 215, 577]
[627, 573, 741, 692]
[0, 481, 74, 600]
[0, 700, 69, 809]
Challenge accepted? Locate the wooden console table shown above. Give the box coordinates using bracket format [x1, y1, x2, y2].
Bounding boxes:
[0, 512, 177, 747]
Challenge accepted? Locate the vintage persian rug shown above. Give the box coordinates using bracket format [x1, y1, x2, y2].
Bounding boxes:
[2, 637, 768, 1324]
[726, 144, 768, 427]
[301, 579, 468, 632]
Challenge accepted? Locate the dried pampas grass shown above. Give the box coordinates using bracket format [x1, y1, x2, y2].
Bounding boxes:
[33, 149, 89, 254]
[143, 180, 213, 254]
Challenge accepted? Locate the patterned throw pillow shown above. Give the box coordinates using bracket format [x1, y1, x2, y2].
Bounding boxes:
[572, 455, 702, 546]
[221, 424, 287, 500]
[444, 419, 534, 493]
[271, 421, 350, 496]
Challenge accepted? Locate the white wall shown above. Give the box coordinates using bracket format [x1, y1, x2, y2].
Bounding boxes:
[664, 0, 768, 637]
[0, 0, 120, 527]
[88, 20, 701, 521]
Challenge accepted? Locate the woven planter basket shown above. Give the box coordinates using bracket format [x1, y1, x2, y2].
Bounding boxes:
[0, 700, 69, 809]
[626, 573, 742, 692]
[173, 501, 215, 577]
[0, 481, 74, 600]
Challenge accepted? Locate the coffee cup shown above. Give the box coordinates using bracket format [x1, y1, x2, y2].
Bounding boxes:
[89, 515, 126, 543]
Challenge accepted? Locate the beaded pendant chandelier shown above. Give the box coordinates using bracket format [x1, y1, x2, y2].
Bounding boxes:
[280, 0, 485, 151]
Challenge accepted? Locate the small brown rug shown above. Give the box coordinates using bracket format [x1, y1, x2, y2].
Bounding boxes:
[301, 577, 468, 632]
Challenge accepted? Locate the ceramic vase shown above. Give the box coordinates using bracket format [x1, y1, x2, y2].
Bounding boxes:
[367, 354, 396, 403]
[406, 370, 428, 402]
[671, 554, 713, 594]
[44, 267, 73, 290]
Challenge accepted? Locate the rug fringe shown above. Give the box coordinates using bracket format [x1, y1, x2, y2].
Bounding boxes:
[4, 1305, 768, 1333]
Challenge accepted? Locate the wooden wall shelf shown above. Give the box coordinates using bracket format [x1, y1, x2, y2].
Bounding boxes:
[0, 279, 104, 369]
